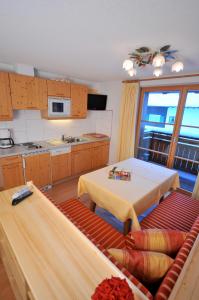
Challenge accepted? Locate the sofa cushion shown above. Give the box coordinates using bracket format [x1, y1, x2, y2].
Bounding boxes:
[154, 216, 199, 300]
[141, 192, 199, 231]
[108, 248, 173, 284]
[127, 229, 187, 255]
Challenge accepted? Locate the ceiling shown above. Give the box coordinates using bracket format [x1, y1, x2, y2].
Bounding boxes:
[0, 0, 199, 82]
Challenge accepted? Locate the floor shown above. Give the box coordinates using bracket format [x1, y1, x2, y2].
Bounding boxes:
[0, 177, 156, 299]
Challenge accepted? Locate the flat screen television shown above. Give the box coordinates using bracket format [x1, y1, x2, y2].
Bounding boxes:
[87, 94, 107, 110]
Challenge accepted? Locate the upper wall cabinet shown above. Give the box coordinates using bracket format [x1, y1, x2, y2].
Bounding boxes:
[9, 73, 47, 110]
[47, 80, 71, 98]
[71, 83, 88, 118]
[0, 72, 13, 120]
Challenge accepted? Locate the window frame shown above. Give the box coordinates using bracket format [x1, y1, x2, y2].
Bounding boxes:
[135, 84, 199, 171]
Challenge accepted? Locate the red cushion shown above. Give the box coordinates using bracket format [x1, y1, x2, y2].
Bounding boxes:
[154, 216, 199, 300]
[141, 192, 199, 231]
[128, 229, 187, 255]
[108, 248, 174, 283]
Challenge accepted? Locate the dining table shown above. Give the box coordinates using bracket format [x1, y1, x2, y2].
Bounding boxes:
[78, 158, 180, 233]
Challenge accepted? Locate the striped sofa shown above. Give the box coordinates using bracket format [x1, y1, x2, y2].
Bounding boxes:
[43, 190, 199, 300]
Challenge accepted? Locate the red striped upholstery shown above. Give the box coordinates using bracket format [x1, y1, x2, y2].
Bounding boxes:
[140, 192, 199, 231]
[58, 199, 126, 249]
[155, 216, 199, 300]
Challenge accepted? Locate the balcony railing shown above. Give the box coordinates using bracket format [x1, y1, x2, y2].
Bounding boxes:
[139, 131, 199, 175]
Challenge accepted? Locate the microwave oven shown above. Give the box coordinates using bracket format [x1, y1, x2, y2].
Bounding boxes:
[48, 97, 71, 117]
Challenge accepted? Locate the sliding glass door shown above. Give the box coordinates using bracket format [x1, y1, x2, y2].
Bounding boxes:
[173, 90, 199, 191]
[136, 85, 199, 192]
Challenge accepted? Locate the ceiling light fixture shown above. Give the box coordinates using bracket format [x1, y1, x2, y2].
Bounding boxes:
[152, 53, 165, 68]
[128, 68, 137, 77]
[123, 45, 184, 77]
[171, 61, 184, 72]
[122, 59, 133, 71]
[153, 67, 163, 77]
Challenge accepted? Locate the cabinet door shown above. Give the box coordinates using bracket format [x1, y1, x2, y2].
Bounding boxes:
[9, 73, 44, 110]
[92, 146, 103, 169]
[38, 153, 51, 187]
[35, 78, 48, 110]
[101, 144, 110, 166]
[26, 77, 38, 109]
[47, 80, 71, 97]
[1, 162, 24, 189]
[0, 72, 13, 120]
[24, 153, 51, 187]
[71, 149, 92, 176]
[51, 153, 71, 183]
[24, 155, 40, 186]
[92, 144, 110, 169]
[71, 84, 88, 118]
[9, 73, 33, 109]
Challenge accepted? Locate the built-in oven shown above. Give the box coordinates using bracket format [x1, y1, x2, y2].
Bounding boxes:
[48, 97, 71, 118]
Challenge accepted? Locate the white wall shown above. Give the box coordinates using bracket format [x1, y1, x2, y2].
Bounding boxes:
[93, 81, 123, 164]
[0, 110, 112, 144]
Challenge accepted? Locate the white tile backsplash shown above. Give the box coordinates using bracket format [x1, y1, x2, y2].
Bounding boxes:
[2, 110, 112, 143]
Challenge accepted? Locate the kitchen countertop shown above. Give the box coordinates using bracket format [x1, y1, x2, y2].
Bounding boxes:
[0, 136, 110, 158]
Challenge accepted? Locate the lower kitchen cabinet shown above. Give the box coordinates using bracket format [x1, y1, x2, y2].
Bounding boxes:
[0, 156, 24, 190]
[71, 141, 110, 176]
[51, 153, 71, 183]
[92, 142, 110, 169]
[0, 141, 110, 190]
[24, 153, 51, 187]
[71, 149, 92, 176]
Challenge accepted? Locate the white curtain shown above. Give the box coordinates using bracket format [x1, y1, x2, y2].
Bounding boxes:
[193, 173, 199, 200]
[117, 82, 139, 162]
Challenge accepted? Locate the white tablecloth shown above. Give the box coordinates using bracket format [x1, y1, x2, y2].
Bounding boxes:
[78, 158, 180, 230]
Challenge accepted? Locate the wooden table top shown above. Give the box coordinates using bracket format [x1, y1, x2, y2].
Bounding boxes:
[0, 184, 147, 300]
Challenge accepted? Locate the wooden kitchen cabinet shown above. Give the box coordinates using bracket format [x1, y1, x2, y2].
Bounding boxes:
[71, 141, 109, 176]
[0, 156, 24, 190]
[51, 153, 71, 183]
[92, 141, 110, 169]
[0, 72, 13, 120]
[24, 153, 51, 187]
[47, 80, 71, 98]
[71, 83, 88, 118]
[71, 149, 92, 176]
[9, 73, 47, 110]
[34, 77, 48, 109]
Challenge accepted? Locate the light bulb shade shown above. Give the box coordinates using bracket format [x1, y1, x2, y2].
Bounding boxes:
[128, 68, 137, 77]
[153, 67, 163, 77]
[172, 61, 184, 72]
[152, 54, 165, 67]
[123, 59, 133, 71]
